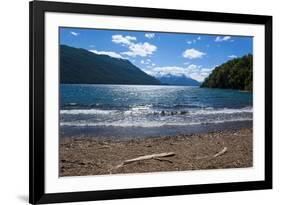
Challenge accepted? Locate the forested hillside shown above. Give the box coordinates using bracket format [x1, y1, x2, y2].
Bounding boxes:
[60, 45, 161, 85]
[201, 54, 253, 91]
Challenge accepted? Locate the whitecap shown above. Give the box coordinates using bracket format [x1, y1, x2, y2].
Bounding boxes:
[60, 109, 117, 115]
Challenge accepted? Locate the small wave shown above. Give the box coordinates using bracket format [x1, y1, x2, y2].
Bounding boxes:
[60, 109, 118, 115]
[189, 107, 253, 115]
[60, 106, 252, 117]
[124, 106, 252, 116]
[64, 102, 78, 106]
[124, 105, 153, 115]
[130, 105, 152, 111]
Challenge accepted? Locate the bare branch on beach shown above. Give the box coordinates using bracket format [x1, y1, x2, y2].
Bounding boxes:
[213, 147, 227, 158]
[195, 147, 228, 160]
[114, 152, 175, 169]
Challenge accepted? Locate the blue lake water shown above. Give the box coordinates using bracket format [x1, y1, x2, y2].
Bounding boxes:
[60, 84, 253, 138]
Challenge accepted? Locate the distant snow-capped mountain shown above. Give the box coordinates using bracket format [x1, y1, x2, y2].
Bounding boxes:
[156, 74, 200, 86]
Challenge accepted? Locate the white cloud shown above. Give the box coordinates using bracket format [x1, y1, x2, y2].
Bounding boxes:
[122, 42, 157, 57]
[89, 50, 124, 59]
[140, 58, 154, 65]
[215, 36, 231, 42]
[70, 31, 79, 36]
[112, 35, 157, 57]
[187, 36, 200, 44]
[112, 35, 136, 45]
[186, 65, 214, 82]
[182, 48, 206, 59]
[228, 55, 237, 58]
[143, 64, 214, 82]
[145, 33, 155, 39]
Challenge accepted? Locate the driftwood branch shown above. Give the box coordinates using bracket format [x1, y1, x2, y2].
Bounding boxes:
[115, 152, 175, 169]
[213, 147, 227, 158]
[97, 145, 111, 149]
[195, 147, 228, 160]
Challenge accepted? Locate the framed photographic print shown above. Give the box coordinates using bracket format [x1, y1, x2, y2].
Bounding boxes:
[29, 0, 272, 204]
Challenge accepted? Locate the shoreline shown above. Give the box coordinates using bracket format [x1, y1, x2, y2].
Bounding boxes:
[60, 120, 253, 139]
[59, 128, 252, 177]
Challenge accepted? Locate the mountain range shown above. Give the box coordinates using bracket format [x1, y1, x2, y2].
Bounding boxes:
[60, 45, 160, 85]
[156, 74, 200, 86]
[60, 45, 200, 86]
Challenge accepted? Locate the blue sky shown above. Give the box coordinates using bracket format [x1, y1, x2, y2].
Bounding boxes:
[60, 27, 253, 82]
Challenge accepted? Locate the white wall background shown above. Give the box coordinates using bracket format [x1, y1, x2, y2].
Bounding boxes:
[0, 0, 279, 204]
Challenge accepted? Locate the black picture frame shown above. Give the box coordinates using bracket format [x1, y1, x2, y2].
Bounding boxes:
[29, 0, 272, 204]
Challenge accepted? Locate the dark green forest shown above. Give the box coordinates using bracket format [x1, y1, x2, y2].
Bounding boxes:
[201, 54, 253, 91]
[60, 45, 161, 85]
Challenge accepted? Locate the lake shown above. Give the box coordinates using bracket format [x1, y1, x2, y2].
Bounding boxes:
[60, 84, 253, 138]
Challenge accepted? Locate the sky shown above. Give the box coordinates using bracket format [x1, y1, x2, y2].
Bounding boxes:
[60, 27, 253, 82]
